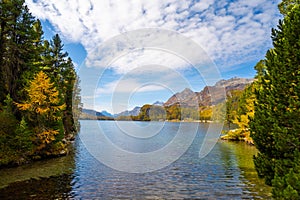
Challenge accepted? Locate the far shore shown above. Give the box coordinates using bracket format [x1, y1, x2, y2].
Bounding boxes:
[79, 118, 222, 123]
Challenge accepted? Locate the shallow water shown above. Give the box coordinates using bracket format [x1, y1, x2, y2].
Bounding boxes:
[0, 120, 271, 199]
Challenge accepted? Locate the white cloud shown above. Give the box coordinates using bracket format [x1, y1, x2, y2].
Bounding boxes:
[109, 49, 190, 74]
[25, 0, 281, 73]
[96, 64, 192, 95]
[191, 0, 214, 12]
[96, 79, 166, 94]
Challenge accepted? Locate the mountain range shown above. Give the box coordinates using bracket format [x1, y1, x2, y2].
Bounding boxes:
[81, 77, 253, 118]
[164, 77, 253, 107]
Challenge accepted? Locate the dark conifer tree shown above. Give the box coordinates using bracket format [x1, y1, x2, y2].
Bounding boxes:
[47, 34, 78, 134]
[0, 0, 42, 106]
[251, 4, 300, 198]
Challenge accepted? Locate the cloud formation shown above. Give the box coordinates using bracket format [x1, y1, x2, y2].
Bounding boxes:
[96, 79, 166, 94]
[25, 0, 281, 72]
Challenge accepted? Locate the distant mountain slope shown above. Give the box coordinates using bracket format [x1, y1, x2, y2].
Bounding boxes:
[82, 109, 105, 117]
[101, 110, 113, 117]
[152, 101, 164, 106]
[115, 106, 141, 117]
[164, 77, 253, 107]
[80, 109, 114, 120]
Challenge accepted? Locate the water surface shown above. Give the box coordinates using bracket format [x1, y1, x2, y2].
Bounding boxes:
[0, 120, 271, 199]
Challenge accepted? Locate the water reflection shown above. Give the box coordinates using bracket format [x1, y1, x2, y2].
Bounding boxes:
[219, 141, 272, 198]
[0, 174, 74, 199]
[0, 145, 75, 199]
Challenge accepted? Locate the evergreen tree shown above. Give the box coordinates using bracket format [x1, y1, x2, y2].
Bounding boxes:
[47, 34, 78, 134]
[149, 105, 166, 121]
[211, 102, 226, 122]
[279, 0, 300, 15]
[0, 0, 42, 104]
[39, 34, 78, 134]
[250, 4, 300, 198]
[61, 57, 77, 134]
[254, 60, 267, 80]
[72, 78, 82, 131]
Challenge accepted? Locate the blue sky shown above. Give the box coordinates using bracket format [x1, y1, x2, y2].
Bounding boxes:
[26, 0, 281, 114]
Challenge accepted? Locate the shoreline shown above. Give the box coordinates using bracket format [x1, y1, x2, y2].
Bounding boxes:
[80, 118, 218, 123]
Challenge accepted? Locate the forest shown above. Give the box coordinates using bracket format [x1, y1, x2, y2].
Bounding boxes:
[0, 0, 80, 166]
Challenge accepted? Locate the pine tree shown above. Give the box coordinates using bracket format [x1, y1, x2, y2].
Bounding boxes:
[279, 0, 300, 15]
[254, 60, 267, 80]
[250, 4, 300, 198]
[72, 78, 82, 131]
[61, 57, 77, 134]
[0, 0, 42, 104]
[42, 34, 78, 134]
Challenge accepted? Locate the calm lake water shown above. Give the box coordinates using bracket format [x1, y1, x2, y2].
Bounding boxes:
[0, 120, 271, 199]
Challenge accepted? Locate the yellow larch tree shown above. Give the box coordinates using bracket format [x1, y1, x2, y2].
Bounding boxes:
[16, 71, 66, 154]
[231, 97, 255, 144]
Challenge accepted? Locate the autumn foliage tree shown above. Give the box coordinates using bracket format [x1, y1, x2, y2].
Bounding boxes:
[225, 90, 243, 128]
[16, 71, 66, 156]
[221, 84, 255, 143]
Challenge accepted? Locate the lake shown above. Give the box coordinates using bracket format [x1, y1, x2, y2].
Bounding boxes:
[0, 120, 271, 199]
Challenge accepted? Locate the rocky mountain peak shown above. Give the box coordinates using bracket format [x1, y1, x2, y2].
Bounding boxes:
[215, 77, 253, 87]
[182, 88, 194, 94]
[164, 77, 253, 107]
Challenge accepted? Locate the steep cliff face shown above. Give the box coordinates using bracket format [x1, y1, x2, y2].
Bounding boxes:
[164, 77, 253, 107]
